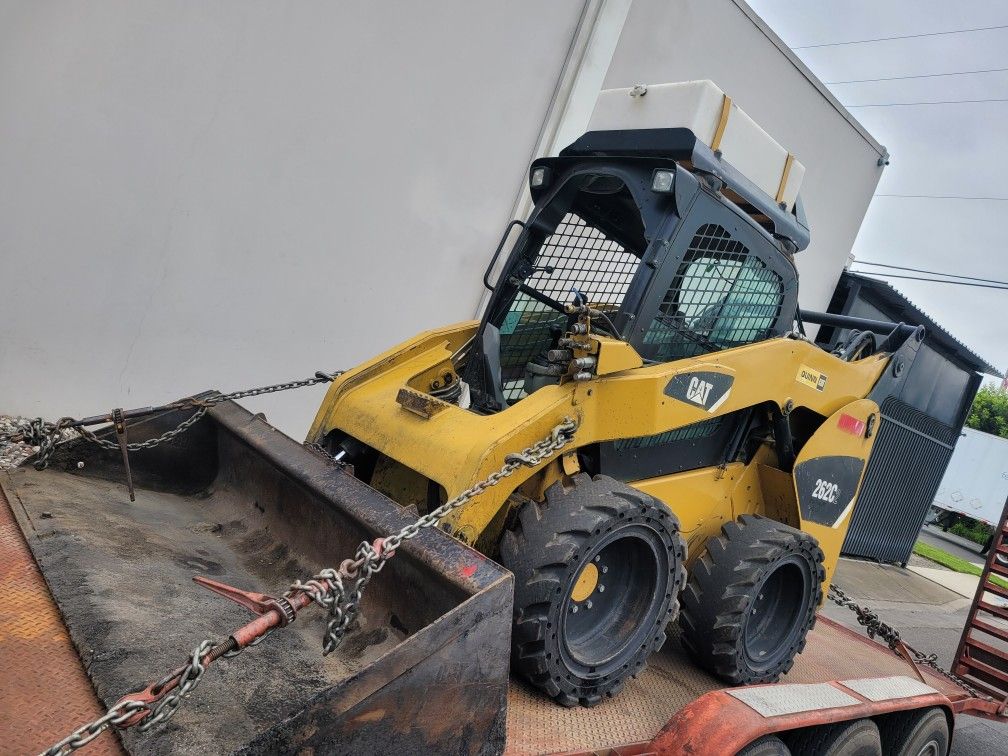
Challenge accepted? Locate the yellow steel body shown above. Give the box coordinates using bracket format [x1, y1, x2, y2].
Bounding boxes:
[308, 321, 885, 588]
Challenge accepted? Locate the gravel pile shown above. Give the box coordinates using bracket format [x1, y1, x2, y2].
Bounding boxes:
[0, 415, 76, 471]
[0, 415, 35, 470]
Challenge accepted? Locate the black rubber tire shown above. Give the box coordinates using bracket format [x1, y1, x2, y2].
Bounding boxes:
[680, 514, 824, 684]
[737, 734, 792, 756]
[500, 473, 687, 707]
[877, 708, 949, 756]
[784, 718, 881, 756]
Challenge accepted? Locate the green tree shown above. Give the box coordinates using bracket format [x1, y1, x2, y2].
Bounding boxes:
[966, 385, 1008, 439]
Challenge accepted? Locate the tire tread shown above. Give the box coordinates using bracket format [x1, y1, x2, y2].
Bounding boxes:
[500, 474, 687, 706]
[679, 514, 825, 685]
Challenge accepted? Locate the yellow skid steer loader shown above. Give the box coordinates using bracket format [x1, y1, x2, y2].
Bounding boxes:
[303, 82, 919, 706]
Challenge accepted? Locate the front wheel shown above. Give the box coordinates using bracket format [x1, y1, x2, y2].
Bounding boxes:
[500, 474, 687, 707]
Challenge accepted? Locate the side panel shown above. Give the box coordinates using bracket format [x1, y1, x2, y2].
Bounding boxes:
[650, 686, 952, 756]
[632, 464, 741, 564]
[791, 398, 880, 586]
[934, 426, 1008, 526]
[312, 330, 888, 545]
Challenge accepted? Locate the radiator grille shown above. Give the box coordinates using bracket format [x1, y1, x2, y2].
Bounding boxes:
[842, 397, 958, 564]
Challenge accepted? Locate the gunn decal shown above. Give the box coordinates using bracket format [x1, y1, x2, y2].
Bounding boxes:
[796, 364, 828, 392]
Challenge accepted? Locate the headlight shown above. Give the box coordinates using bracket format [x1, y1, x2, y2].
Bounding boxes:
[651, 169, 674, 193]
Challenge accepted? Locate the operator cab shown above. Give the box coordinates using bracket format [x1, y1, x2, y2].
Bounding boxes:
[464, 81, 808, 414]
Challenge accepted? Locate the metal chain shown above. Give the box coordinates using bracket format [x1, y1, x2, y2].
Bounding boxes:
[40, 699, 149, 756]
[9, 417, 77, 469]
[75, 407, 209, 455]
[300, 417, 579, 653]
[39, 638, 223, 756]
[39, 417, 578, 755]
[3, 372, 342, 470]
[135, 640, 216, 732]
[827, 583, 992, 701]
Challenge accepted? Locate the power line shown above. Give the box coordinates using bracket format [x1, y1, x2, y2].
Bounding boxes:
[826, 66, 1008, 84]
[845, 98, 1008, 107]
[853, 261, 1008, 286]
[793, 24, 1008, 50]
[851, 270, 1008, 290]
[875, 194, 1008, 201]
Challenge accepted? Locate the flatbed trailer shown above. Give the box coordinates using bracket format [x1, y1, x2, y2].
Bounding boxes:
[2, 401, 1006, 755]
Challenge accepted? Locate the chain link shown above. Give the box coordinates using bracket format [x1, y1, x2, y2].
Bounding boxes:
[2, 372, 342, 470]
[39, 417, 578, 754]
[76, 407, 209, 455]
[40, 699, 148, 756]
[135, 640, 216, 732]
[827, 583, 992, 701]
[39, 638, 223, 756]
[2, 416, 77, 470]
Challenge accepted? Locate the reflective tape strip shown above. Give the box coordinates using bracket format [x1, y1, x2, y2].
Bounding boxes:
[775, 153, 795, 204]
[711, 94, 732, 151]
[727, 683, 860, 717]
[840, 676, 939, 702]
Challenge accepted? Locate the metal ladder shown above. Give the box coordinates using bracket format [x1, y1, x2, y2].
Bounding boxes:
[953, 497, 1008, 703]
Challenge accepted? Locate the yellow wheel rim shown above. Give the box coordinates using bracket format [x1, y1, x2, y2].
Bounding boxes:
[571, 562, 599, 602]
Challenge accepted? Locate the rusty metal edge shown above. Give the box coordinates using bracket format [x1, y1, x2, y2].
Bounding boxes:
[649, 687, 955, 755]
[6, 400, 517, 754]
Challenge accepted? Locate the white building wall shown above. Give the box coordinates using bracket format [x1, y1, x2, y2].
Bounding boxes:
[0, 0, 882, 437]
[0, 1, 586, 435]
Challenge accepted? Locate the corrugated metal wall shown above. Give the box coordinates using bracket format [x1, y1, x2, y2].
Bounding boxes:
[842, 397, 959, 564]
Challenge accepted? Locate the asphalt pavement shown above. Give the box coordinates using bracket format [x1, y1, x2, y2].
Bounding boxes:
[826, 557, 1008, 755]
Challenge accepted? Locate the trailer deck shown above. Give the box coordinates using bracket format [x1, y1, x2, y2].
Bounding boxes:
[506, 620, 967, 754]
[2, 401, 1004, 755]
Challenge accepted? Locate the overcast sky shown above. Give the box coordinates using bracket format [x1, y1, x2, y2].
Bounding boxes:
[748, 0, 1007, 379]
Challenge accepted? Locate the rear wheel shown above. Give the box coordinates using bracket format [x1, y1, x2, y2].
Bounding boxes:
[500, 474, 687, 706]
[785, 718, 881, 755]
[737, 735, 792, 755]
[680, 514, 824, 684]
[877, 708, 949, 756]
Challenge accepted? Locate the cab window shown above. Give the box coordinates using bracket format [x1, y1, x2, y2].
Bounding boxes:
[641, 223, 783, 361]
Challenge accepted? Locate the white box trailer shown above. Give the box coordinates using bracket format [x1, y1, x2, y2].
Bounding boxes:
[934, 427, 1008, 526]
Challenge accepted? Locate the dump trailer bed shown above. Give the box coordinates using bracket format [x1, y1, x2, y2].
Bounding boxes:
[1, 401, 1004, 755]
